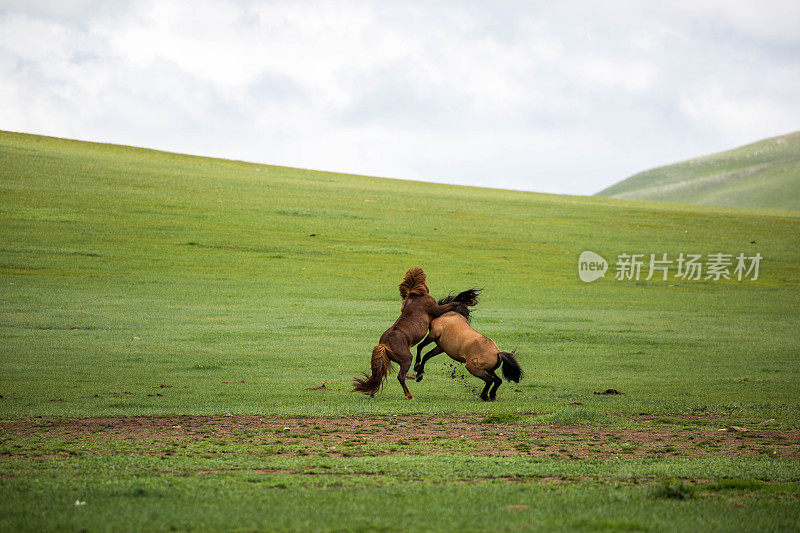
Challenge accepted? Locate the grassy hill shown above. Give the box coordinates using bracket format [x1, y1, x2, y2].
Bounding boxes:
[2, 130, 800, 531]
[596, 131, 800, 210]
[1, 129, 798, 418]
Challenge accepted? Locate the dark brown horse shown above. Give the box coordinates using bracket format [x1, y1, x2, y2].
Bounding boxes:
[352, 268, 477, 399]
[414, 292, 523, 401]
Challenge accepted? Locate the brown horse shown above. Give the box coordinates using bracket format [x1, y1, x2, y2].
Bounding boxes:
[352, 268, 477, 399]
[414, 292, 523, 401]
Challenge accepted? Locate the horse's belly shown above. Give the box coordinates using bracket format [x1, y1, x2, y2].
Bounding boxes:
[438, 336, 468, 362]
[446, 352, 467, 364]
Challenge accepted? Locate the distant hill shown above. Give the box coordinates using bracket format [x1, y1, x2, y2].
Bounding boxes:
[596, 132, 800, 211]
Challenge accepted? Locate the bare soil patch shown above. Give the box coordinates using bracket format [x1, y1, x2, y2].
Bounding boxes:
[1, 415, 798, 460]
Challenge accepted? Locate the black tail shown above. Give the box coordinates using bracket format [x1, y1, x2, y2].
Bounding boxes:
[498, 351, 523, 383]
[438, 288, 481, 321]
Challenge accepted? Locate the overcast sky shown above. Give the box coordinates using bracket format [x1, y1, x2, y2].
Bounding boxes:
[1, 1, 798, 195]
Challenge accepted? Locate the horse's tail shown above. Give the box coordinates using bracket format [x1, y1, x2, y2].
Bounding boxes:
[398, 267, 428, 300]
[498, 350, 523, 383]
[352, 344, 392, 396]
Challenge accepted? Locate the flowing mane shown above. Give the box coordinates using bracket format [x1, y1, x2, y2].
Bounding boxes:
[398, 267, 429, 299]
[437, 288, 481, 322]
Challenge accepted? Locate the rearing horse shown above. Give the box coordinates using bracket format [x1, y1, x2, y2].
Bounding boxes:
[414, 291, 523, 401]
[352, 268, 477, 399]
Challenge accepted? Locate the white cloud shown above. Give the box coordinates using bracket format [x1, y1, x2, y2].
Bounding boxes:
[668, 0, 800, 42]
[570, 54, 658, 93]
[0, 1, 798, 195]
[680, 80, 800, 144]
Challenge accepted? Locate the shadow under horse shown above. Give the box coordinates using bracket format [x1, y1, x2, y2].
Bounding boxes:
[352, 268, 477, 399]
[414, 291, 523, 401]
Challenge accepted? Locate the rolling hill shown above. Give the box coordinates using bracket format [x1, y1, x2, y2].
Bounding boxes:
[1, 128, 799, 418]
[596, 131, 800, 210]
[2, 129, 800, 531]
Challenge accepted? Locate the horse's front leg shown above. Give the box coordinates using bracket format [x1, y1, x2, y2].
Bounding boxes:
[415, 334, 435, 370]
[415, 345, 444, 382]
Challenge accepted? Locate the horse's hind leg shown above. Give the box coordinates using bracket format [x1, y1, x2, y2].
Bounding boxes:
[479, 374, 494, 401]
[486, 368, 503, 401]
[467, 359, 495, 401]
[394, 347, 415, 400]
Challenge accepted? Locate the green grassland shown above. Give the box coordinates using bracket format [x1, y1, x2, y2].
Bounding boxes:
[597, 131, 800, 211]
[2, 414, 799, 531]
[3, 445, 800, 532]
[2, 130, 800, 531]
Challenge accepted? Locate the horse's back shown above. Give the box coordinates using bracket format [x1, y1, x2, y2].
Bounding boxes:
[432, 312, 497, 360]
[429, 312, 468, 339]
[383, 294, 437, 348]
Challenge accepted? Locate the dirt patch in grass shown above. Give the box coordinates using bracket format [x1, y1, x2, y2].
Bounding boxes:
[1, 415, 798, 460]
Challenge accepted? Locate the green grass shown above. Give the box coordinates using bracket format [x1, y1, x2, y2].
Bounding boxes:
[647, 478, 698, 500]
[1, 130, 798, 420]
[597, 131, 800, 210]
[1, 130, 799, 531]
[1, 434, 799, 532]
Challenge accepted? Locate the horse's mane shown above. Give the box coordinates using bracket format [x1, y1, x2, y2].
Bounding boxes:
[437, 288, 481, 322]
[398, 267, 429, 300]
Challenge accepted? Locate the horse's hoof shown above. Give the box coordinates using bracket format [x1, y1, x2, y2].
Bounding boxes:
[406, 395, 414, 400]
[416, 373, 424, 382]
[480, 395, 489, 402]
